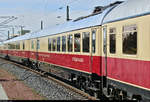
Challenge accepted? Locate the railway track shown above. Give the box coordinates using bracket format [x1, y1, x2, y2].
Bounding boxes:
[0, 58, 98, 100]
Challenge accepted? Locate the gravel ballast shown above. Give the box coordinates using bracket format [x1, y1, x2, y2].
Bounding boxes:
[0, 59, 87, 100]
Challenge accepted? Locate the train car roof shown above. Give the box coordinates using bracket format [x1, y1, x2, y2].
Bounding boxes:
[3, 6, 115, 43]
[3, 33, 32, 44]
[30, 6, 115, 39]
[103, 0, 150, 23]
[2, 2, 120, 43]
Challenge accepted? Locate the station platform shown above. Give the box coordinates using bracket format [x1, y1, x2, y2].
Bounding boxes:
[0, 84, 8, 100]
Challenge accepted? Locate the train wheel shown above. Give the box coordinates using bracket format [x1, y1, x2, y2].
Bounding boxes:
[5, 55, 9, 60]
[80, 82, 86, 92]
[132, 95, 142, 102]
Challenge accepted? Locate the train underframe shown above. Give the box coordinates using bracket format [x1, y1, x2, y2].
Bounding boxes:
[26, 58, 150, 101]
[26, 58, 145, 101]
[2, 54, 150, 101]
[27, 58, 103, 98]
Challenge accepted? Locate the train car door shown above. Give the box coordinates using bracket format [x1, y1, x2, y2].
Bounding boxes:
[36, 38, 40, 68]
[102, 26, 108, 88]
[90, 28, 97, 74]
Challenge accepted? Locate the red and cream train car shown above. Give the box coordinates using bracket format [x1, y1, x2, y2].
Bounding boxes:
[102, 0, 150, 101]
[0, 3, 118, 98]
[0, 0, 150, 101]
[0, 34, 31, 63]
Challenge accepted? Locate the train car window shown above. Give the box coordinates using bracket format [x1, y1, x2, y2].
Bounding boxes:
[11, 44, 13, 49]
[37, 40, 40, 49]
[103, 27, 107, 54]
[12, 43, 15, 49]
[18, 43, 20, 49]
[123, 24, 137, 54]
[92, 30, 96, 53]
[8, 44, 10, 50]
[52, 38, 56, 51]
[82, 32, 90, 52]
[16, 42, 20, 49]
[16, 43, 17, 49]
[62, 36, 66, 52]
[67, 35, 73, 52]
[48, 38, 52, 51]
[74, 33, 81, 52]
[57, 37, 60, 52]
[109, 28, 116, 54]
[8, 44, 10, 49]
[9, 44, 12, 49]
[23, 42, 25, 50]
[31, 40, 34, 49]
[5, 44, 7, 50]
[10, 43, 13, 49]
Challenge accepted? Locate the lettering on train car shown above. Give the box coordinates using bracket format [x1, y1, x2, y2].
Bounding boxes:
[39, 54, 50, 58]
[72, 57, 84, 62]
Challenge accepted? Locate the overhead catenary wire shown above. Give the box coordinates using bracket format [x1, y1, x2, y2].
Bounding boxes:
[42, 0, 111, 22]
[0, 0, 119, 39]
[0, 16, 19, 39]
[42, 0, 81, 20]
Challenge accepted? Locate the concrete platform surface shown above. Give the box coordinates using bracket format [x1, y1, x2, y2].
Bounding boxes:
[0, 84, 8, 100]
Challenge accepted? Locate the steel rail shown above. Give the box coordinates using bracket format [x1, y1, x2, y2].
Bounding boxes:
[0, 58, 98, 100]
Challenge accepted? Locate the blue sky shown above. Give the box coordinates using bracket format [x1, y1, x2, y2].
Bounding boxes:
[0, 0, 124, 40]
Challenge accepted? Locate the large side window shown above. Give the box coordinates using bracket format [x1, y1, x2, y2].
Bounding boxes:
[92, 30, 96, 53]
[16, 42, 20, 49]
[123, 24, 137, 54]
[8, 44, 11, 49]
[62, 36, 66, 52]
[67, 35, 73, 52]
[57, 37, 60, 52]
[52, 38, 56, 51]
[74, 33, 81, 52]
[82, 32, 90, 52]
[48, 38, 51, 51]
[12, 43, 15, 49]
[103, 27, 107, 54]
[109, 28, 116, 54]
[37, 40, 40, 49]
[23, 42, 25, 50]
[31, 40, 34, 49]
[9, 44, 11, 49]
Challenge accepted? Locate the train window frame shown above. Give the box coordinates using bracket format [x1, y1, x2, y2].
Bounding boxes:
[52, 38, 56, 51]
[48, 38, 52, 51]
[67, 34, 73, 52]
[10, 43, 15, 49]
[74, 33, 81, 52]
[62, 36, 66, 52]
[8, 43, 10, 49]
[57, 37, 61, 52]
[103, 27, 107, 54]
[122, 24, 137, 55]
[23, 41, 25, 50]
[31, 40, 34, 49]
[37, 40, 40, 50]
[16, 42, 20, 50]
[109, 27, 116, 54]
[92, 30, 96, 53]
[9, 43, 12, 49]
[82, 32, 90, 53]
